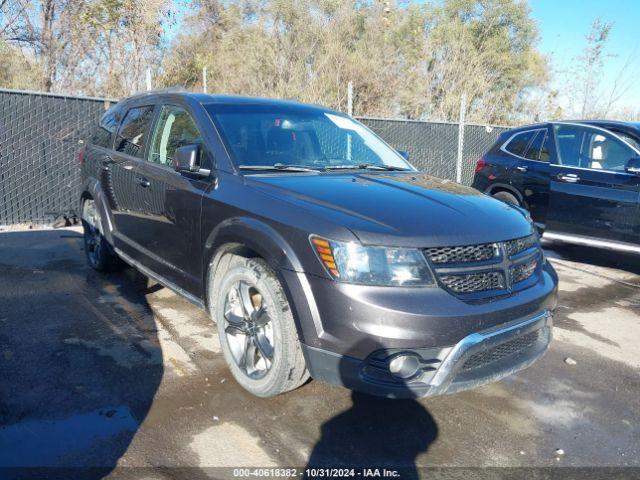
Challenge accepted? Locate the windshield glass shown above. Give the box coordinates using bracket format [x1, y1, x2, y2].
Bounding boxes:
[205, 104, 414, 171]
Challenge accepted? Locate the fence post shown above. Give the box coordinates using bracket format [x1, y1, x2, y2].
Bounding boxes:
[145, 67, 152, 91]
[347, 81, 353, 117]
[203, 67, 208, 93]
[456, 94, 466, 184]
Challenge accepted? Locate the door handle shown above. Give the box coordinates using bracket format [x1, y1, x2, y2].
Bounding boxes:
[515, 166, 528, 172]
[557, 173, 580, 183]
[137, 177, 150, 188]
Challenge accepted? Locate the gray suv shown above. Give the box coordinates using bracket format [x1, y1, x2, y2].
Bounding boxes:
[80, 91, 558, 398]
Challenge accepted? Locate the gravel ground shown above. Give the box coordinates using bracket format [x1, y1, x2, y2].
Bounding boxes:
[0, 227, 638, 479]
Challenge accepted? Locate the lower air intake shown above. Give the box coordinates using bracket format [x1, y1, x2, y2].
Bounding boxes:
[461, 330, 540, 371]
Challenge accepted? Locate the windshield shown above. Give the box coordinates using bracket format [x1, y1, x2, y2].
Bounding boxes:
[205, 104, 414, 171]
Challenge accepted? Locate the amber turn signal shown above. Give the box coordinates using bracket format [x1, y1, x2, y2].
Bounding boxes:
[310, 236, 340, 278]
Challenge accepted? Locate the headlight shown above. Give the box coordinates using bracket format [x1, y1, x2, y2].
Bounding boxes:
[310, 236, 435, 286]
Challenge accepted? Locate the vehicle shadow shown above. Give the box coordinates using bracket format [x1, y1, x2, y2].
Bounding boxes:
[0, 228, 163, 479]
[306, 340, 438, 479]
[543, 238, 640, 276]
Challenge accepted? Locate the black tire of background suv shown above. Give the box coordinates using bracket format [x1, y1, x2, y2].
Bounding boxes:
[210, 255, 309, 397]
[81, 202, 122, 273]
[492, 190, 521, 206]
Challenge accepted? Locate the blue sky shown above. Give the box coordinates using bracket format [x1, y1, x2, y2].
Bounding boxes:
[529, 0, 640, 106]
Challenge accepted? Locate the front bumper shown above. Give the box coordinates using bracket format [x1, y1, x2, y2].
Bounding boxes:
[302, 310, 553, 398]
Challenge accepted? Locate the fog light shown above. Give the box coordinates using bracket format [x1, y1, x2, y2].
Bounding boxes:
[388, 354, 420, 379]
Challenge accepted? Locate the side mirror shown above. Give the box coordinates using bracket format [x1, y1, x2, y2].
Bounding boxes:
[174, 144, 201, 173]
[625, 156, 640, 175]
[398, 150, 410, 161]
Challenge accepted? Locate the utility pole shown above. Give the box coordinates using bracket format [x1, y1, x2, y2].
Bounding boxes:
[145, 67, 152, 91]
[456, 94, 467, 184]
[347, 81, 353, 117]
[203, 67, 208, 93]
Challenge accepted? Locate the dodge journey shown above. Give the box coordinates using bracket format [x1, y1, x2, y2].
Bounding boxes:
[80, 91, 558, 398]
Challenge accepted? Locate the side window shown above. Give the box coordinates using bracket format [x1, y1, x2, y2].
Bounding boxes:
[91, 105, 121, 148]
[148, 105, 202, 166]
[114, 105, 155, 158]
[504, 130, 536, 157]
[554, 124, 636, 171]
[585, 132, 634, 171]
[523, 129, 549, 161]
[553, 124, 582, 167]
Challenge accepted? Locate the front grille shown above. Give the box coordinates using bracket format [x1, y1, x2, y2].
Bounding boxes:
[425, 243, 498, 264]
[462, 330, 540, 371]
[440, 271, 505, 294]
[505, 234, 537, 257]
[426, 234, 541, 297]
[511, 257, 538, 284]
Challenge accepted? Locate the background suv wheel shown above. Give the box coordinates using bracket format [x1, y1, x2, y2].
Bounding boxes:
[492, 190, 520, 206]
[211, 255, 309, 397]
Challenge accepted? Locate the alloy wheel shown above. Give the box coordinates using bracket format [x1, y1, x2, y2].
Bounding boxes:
[223, 281, 275, 379]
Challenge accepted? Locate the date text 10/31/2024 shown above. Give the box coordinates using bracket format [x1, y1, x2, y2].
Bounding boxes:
[232, 468, 402, 478]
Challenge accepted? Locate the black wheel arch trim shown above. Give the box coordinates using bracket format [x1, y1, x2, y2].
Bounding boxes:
[202, 217, 325, 345]
[80, 177, 116, 245]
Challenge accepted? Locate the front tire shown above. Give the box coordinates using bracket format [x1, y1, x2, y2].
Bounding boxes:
[211, 256, 308, 397]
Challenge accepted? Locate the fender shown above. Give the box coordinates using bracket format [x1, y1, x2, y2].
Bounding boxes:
[202, 217, 324, 345]
[202, 216, 304, 274]
[485, 182, 525, 205]
[79, 177, 116, 245]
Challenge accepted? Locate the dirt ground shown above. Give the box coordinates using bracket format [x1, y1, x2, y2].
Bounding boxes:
[0, 227, 638, 479]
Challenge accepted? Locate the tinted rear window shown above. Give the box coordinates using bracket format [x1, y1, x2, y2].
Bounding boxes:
[504, 130, 536, 157]
[114, 105, 155, 158]
[92, 105, 122, 148]
[524, 129, 549, 161]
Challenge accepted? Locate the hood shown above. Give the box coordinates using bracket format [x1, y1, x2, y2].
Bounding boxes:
[246, 172, 534, 247]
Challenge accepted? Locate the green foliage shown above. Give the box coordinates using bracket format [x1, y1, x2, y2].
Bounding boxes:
[159, 0, 548, 123]
[1, 0, 551, 123]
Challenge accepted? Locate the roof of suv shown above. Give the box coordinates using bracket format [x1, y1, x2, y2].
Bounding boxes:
[123, 89, 335, 114]
[502, 119, 640, 140]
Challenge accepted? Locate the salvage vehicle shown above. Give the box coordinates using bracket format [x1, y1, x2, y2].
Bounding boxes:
[80, 91, 558, 398]
[472, 121, 640, 252]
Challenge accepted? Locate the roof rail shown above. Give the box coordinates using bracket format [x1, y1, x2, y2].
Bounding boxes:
[126, 86, 187, 99]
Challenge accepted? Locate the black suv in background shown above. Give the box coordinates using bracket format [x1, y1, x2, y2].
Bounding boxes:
[80, 91, 557, 398]
[473, 121, 640, 251]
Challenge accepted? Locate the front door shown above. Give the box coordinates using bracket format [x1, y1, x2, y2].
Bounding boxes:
[135, 104, 211, 294]
[547, 123, 640, 244]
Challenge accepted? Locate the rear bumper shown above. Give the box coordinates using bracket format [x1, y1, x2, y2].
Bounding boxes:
[302, 309, 553, 398]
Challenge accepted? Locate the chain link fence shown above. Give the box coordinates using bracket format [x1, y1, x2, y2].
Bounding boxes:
[359, 117, 509, 185]
[0, 89, 113, 225]
[0, 89, 509, 225]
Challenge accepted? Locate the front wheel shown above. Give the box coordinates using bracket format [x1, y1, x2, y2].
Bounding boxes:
[211, 256, 309, 397]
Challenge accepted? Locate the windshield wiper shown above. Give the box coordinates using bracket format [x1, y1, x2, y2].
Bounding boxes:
[324, 163, 410, 171]
[238, 163, 320, 173]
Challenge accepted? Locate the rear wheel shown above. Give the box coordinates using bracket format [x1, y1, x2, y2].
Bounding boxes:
[211, 255, 308, 397]
[81, 199, 121, 272]
[492, 190, 520, 206]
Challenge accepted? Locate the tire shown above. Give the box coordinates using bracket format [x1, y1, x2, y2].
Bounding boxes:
[81, 199, 121, 272]
[492, 190, 520, 206]
[211, 255, 309, 397]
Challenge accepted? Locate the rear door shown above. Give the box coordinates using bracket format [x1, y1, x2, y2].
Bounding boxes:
[507, 127, 553, 225]
[546, 123, 640, 244]
[106, 104, 156, 257]
[134, 103, 211, 294]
